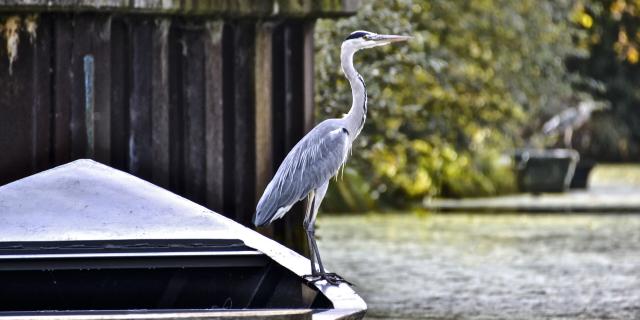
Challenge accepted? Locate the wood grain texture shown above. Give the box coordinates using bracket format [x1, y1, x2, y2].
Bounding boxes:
[109, 17, 129, 171]
[232, 21, 257, 226]
[302, 21, 315, 133]
[168, 20, 184, 193]
[0, 16, 35, 185]
[204, 20, 225, 212]
[32, 14, 53, 172]
[151, 18, 171, 187]
[254, 21, 275, 209]
[69, 14, 111, 162]
[52, 17, 73, 165]
[181, 22, 206, 203]
[92, 15, 112, 164]
[129, 18, 153, 179]
[253, 21, 276, 237]
[221, 23, 235, 217]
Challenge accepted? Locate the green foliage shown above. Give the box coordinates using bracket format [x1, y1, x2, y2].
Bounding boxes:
[316, 0, 583, 211]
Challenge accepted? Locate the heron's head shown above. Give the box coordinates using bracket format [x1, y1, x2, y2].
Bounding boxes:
[579, 100, 610, 113]
[341, 30, 411, 53]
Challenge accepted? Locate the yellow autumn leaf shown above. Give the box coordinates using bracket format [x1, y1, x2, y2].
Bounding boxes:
[628, 47, 639, 64]
[579, 12, 593, 28]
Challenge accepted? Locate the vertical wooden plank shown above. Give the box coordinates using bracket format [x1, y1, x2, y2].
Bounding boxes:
[270, 23, 289, 246]
[233, 21, 257, 226]
[296, 21, 316, 255]
[302, 21, 315, 133]
[53, 16, 73, 165]
[279, 21, 317, 254]
[254, 21, 275, 237]
[150, 18, 171, 188]
[70, 14, 111, 162]
[181, 22, 206, 203]
[271, 23, 286, 169]
[255, 21, 274, 200]
[283, 22, 307, 255]
[32, 14, 53, 172]
[129, 18, 153, 179]
[203, 21, 224, 212]
[84, 54, 96, 158]
[221, 23, 235, 217]
[0, 16, 35, 185]
[92, 16, 112, 164]
[110, 17, 129, 171]
[271, 21, 309, 255]
[168, 20, 185, 193]
[283, 24, 305, 145]
[70, 16, 87, 159]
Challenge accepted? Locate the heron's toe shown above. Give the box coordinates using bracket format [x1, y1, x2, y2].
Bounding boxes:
[302, 272, 352, 286]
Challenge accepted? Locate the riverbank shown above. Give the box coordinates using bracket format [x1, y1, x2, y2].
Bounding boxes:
[425, 164, 640, 213]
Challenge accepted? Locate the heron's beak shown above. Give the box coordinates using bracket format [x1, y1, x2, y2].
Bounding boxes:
[372, 34, 412, 44]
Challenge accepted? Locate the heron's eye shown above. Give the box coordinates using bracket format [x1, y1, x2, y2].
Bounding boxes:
[362, 35, 371, 40]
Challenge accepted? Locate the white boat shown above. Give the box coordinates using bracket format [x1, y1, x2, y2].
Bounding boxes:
[0, 160, 366, 320]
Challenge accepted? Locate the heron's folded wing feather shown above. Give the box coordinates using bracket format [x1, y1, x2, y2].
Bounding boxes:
[542, 115, 560, 134]
[254, 126, 349, 226]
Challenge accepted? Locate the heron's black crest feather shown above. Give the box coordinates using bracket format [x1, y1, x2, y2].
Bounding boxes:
[345, 31, 369, 40]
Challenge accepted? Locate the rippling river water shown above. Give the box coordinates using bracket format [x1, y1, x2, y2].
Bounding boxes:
[317, 213, 640, 319]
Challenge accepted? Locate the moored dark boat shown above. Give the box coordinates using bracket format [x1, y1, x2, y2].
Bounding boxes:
[0, 160, 366, 320]
[514, 148, 579, 193]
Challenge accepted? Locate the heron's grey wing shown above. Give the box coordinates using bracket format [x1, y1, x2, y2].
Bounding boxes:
[542, 115, 561, 135]
[543, 108, 578, 134]
[254, 125, 350, 226]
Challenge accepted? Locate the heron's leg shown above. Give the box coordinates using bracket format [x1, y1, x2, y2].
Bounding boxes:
[309, 231, 325, 273]
[302, 182, 351, 286]
[307, 181, 329, 274]
[303, 190, 318, 275]
[564, 128, 573, 148]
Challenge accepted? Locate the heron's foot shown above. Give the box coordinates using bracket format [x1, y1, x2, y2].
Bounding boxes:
[303, 272, 353, 286]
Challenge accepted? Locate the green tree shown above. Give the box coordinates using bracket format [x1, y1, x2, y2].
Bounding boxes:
[315, 0, 584, 211]
[567, 0, 640, 160]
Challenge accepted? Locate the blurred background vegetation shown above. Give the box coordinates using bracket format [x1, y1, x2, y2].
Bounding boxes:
[315, 0, 640, 212]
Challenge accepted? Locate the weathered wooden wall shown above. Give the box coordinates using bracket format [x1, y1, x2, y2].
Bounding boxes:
[0, 0, 358, 253]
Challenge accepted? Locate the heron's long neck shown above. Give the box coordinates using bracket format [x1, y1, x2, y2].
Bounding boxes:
[341, 49, 367, 141]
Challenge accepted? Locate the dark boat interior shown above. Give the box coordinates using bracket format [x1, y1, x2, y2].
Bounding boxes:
[0, 239, 332, 313]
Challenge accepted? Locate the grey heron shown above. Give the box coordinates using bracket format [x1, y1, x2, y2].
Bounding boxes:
[253, 30, 410, 285]
[542, 100, 608, 148]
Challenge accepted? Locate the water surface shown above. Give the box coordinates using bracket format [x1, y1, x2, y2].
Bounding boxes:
[317, 213, 640, 319]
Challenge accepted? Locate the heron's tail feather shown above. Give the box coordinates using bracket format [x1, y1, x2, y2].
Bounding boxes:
[253, 204, 293, 227]
[253, 213, 270, 227]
